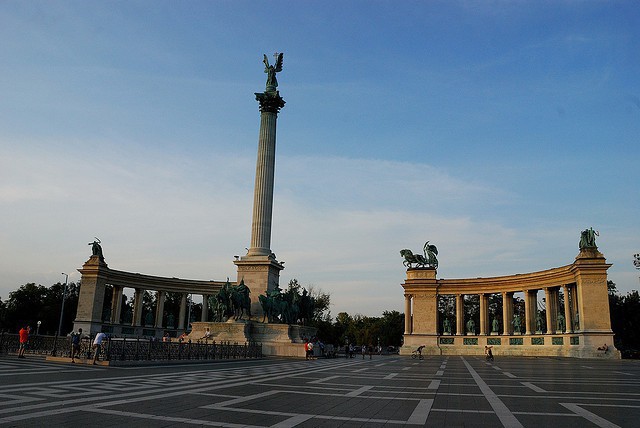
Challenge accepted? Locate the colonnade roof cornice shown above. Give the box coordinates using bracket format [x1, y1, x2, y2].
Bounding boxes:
[403, 262, 593, 295]
[82, 266, 229, 293]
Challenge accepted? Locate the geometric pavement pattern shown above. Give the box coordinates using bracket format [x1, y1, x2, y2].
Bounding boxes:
[0, 354, 638, 427]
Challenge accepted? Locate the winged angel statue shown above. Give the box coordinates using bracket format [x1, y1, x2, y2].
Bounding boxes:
[400, 241, 439, 269]
[263, 52, 283, 92]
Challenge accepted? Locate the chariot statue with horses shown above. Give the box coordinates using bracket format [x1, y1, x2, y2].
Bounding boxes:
[400, 241, 439, 269]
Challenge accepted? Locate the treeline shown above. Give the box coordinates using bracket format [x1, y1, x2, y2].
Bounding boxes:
[312, 310, 405, 348]
[608, 281, 640, 355]
[5, 279, 635, 355]
[0, 281, 404, 348]
[0, 282, 79, 335]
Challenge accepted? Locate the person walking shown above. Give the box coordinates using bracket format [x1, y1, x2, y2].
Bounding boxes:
[92, 332, 107, 365]
[70, 328, 83, 363]
[18, 325, 30, 359]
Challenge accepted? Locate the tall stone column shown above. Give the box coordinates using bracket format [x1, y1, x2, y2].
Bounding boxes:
[247, 92, 284, 257]
[455, 294, 464, 335]
[234, 75, 286, 320]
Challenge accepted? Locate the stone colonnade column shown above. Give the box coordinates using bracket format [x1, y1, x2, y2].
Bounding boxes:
[155, 291, 165, 328]
[563, 285, 573, 333]
[479, 294, 488, 335]
[404, 294, 412, 334]
[524, 290, 538, 335]
[502, 292, 513, 335]
[201, 294, 209, 322]
[455, 294, 464, 335]
[132, 288, 144, 326]
[110, 285, 123, 324]
[545, 287, 554, 334]
[178, 293, 187, 330]
[571, 285, 579, 331]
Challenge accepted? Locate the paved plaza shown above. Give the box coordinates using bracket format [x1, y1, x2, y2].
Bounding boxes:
[0, 354, 638, 427]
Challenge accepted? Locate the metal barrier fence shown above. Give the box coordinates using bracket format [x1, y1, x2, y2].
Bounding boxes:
[0, 332, 262, 362]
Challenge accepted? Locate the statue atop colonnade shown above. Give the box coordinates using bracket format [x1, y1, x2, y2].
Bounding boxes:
[400, 241, 439, 269]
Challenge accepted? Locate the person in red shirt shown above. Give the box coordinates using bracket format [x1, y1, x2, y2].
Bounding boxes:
[18, 325, 30, 359]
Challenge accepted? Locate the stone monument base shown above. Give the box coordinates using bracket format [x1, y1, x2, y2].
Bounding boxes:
[187, 321, 317, 358]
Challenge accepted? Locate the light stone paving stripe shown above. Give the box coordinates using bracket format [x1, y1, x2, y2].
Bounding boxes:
[375, 363, 386, 367]
[521, 382, 546, 393]
[435, 370, 444, 376]
[560, 403, 621, 428]
[428, 380, 440, 390]
[384, 373, 398, 379]
[405, 399, 434, 425]
[613, 371, 635, 376]
[309, 375, 339, 384]
[402, 367, 411, 371]
[215, 390, 279, 407]
[462, 357, 524, 428]
[270, 413, 315, 427]
[503, 372, 517, 378]
[0, 394, 44, 406]
[345, 385, 374, 397]
[87, 407, 264, 428]
[352, 367, 369, 372]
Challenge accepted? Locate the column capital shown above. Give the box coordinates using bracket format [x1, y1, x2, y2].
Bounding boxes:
[255, 91, 285, 113]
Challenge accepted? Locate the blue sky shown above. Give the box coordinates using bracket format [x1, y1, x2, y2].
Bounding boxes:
[1, 1, 638, 317]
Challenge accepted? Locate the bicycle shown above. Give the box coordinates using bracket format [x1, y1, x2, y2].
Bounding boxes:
[411, 346, 425, 360]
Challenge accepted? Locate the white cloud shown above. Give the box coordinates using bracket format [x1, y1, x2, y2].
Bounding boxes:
[1, 141, 638, 316]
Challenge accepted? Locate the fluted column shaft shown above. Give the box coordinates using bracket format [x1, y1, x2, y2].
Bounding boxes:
[479, 294, 488, 335]
[563, 285, 573, 333]
[202, 294, 209, 322]
[178, 293, 187, 330]
[133, 288, 144, 326]
[456, 294, 464, 335]
[110, 285, 123, 324]
[524, 290, 533, 335]
[545, 287, 554, 334]
[155, 291, 165, 328]
[404, 294, 412, 334]
[248, 110, 278, 256]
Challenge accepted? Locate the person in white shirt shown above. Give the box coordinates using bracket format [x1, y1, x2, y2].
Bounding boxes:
[92, 332, 107, 365]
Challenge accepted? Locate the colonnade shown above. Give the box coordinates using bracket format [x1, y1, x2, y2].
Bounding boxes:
[74, 254, 226, 336]
[107, 285, 212, 330]
[403, 284, 578, 336]
[400, 247, 619, 358]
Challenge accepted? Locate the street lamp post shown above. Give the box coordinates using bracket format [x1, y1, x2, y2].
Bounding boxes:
[57, 273, 69, 337]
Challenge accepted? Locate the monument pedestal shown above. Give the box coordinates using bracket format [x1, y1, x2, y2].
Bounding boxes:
[188, 321, 316, 357]
[234, 256, 284, 321]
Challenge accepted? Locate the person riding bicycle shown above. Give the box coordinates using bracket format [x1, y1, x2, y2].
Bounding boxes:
[416, 345, 425, 356]
[484, 345, 494, 361]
